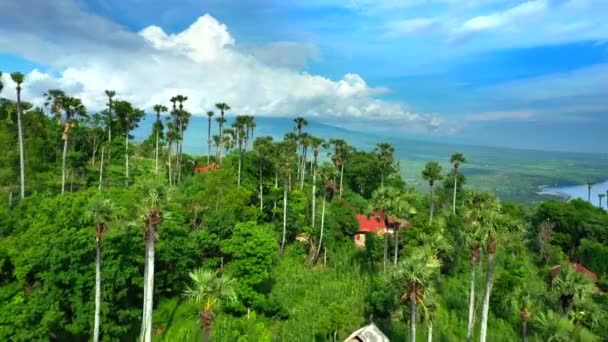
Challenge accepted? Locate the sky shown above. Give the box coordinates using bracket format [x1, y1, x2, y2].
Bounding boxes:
[0, 0, 607, 153]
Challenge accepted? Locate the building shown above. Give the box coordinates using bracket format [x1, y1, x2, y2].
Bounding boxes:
[195, 163, 219, 173]
[549, 263, 598, 282]
[354, 211, 411, 248]
[344, 322, 389, 342]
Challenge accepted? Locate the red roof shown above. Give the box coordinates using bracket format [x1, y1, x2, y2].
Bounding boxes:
[356, 211, 411, 233]
[549, 263, 598, 282]
[195, 163, 219, 173]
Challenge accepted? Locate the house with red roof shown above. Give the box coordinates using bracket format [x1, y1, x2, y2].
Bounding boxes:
[549, 263, 598, 282]
[354, 211, 411, 248]
[195, 163, 219, 173]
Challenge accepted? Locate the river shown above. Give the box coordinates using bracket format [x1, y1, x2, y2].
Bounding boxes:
[538, 180, 608, 209]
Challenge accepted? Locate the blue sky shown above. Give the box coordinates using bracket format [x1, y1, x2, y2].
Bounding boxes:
[1, 0, 607, 153]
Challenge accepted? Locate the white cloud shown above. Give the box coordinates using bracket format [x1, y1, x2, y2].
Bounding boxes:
[450, 0, 549, 42]
[0, 8, 441, 132]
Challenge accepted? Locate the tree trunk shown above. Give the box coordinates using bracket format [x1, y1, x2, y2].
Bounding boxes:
[16, 88, 25, 199]
[383, 233, 388, 275]
[339, 163, 344, 198]
[167, 142, 173, 186]
[427, 322, 432, 342]
[467, 262, 476, 342]
[141, 226, 156, 342]
[207, 117, 211, 165]
[61, 136, 69, 194]
[98, 146, 105, 191]
[453, 170, 458, 215]
[393, 228, 399, 265]
[155, 129, 160, 174]
[218, 115, 224, 164]
[94, 238, 102, 342]
[429, 186, 434, 224]
[92, 137, 97, 166]
[410, 291, 417, 342]
[479, 252, 495, 342]
[125, 133, 129, 187]
[280, 180, 288, 256]
[140, 233, 148, 342]
[381, 171, 384, 189]
[521, 320, 527, 342]
[314, 194, 327, 263]
[259, 158, 263, 211]
[237, 140, 242, 187]
[311, 162, 317, 228]
[300, 148, 306, 190]
[204, 326, 210, 342]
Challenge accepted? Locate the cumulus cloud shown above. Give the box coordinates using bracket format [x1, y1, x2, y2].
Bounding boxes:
[0, 3, 442, 133]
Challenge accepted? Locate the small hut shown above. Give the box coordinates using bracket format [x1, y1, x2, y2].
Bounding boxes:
[344, 322, 389, 342]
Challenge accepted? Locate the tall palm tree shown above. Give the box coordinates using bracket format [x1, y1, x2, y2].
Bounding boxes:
[153, 105, 168, 175]
[450, 153, 467, 215]
[138, 181, 166, 342]
[464, 192, 507, 342]
[165, 120, 179, 186]
[183, 268, 237, 342]
[278, 139, 296, 256]
[10, 72, 25, 199]
[463, 225, 483, 342]
[254, 136, 273, 211]
[215, 103, 230, 163]
[104, 90, 116, 144]
[330, 139, 348, 198]
[232, 116, 247, 187]
[392, 247, 441, 342]
[309, 137, 325, 228]
[375, 143, 395, 188]
[313, 164, 337, 263]
[422, 162, 443, 224]
[86, 198, 114, 342]
[46, 91, 86, 194]
[299, 132, 311, 190]
[293, 117, 309, 179]
[598, 193, 605, 208]
[206, 111, 214, 164]
[115, 101, 145, 187]
[248, 116, 256, 150]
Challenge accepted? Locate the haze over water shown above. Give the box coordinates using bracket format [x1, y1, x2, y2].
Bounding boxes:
[539, 180, 608, 209]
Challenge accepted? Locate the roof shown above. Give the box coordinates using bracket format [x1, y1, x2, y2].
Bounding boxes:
[549, 263, 598, 282]
[356, 211, 411, 233]
[195, 163, 219, 173]
[344, 323, 389, 342]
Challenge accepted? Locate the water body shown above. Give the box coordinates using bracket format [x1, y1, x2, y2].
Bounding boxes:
[538, 180, 608, 209]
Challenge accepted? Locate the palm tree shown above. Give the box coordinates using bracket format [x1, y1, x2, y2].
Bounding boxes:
[309, 137, 325, 228]
[139, 181, 166, 342]
[375, 143, 395, 188]
[330, 139, 348, 198]
[215, 103, 230, 163]
[422, 162, 443, 224]
[294, 116, 309, 179]
[153, 105, 168, 175]
[598, 193, 605, 208]
[46, 91, 86, 194]
[392, 247, 441, 342]
[450, 153, 467, 214]
[299, 133, 311, 190]
[232, 116, 247, 187]
[104, 90, 116, 143]
[165, 120, 179, 186]
[586, 182, 592, 202]
[464, 192, 507, 342]
[183, 268, 237, 342]
[115, 101, 145, 187]
[86, 198, 114, 342]
[254, 136, 273, 211]
[171, 95, 189, 184]
[206, 111, 214, 164]
[314, 164, 337, 263]
[463, 226, 483, 342]
[10, 73, 25, 199]
[278, 139, 296, 256]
